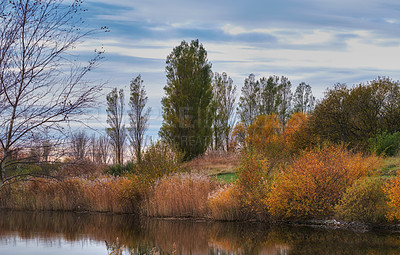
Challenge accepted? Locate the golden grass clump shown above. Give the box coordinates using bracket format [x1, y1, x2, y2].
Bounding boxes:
[0, 176, 142, 213]
[207, 185, 242, 221]
[143, 173, 218, 218]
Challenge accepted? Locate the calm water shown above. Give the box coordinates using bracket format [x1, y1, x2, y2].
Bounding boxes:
[0, 211, 400, 254]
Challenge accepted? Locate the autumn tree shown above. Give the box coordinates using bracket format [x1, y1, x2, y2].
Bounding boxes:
[311, 77, 400, 150]
[0, 0, 104, 186]
[128, 74, 151, 163]
[159, 39, 213, 161]
[212, 72, 237, 151]
[106, 88, 126, 165]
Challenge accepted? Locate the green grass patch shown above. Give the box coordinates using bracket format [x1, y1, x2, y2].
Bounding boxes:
[212, 172, 237, 183]
[378, 156, 400, 177]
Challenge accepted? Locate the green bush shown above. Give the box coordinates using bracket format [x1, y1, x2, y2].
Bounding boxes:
[335, 178, 387, 224]
[369, 131, 400, 157]
[134, 141, 183, 184]
[106, 162, 135, 177]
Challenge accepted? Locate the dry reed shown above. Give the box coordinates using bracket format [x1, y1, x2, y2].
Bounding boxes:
[143, 173, 218, 218]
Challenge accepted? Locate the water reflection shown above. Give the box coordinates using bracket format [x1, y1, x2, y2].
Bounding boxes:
[0, 210, 399, 254]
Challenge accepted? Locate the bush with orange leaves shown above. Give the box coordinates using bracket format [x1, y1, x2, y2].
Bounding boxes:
[283, 112, 315, 155]
[267, 146, 381, 220]
[246, 114, 282, 157]
[384, 174, 400, 222]
[208, 151, 269, 221]
[231, 113, 314, 165]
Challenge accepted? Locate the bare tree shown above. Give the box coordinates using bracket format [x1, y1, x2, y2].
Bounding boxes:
[293, 82, 315, 114]
[89, 134, 109, 164]
[0, 0, 104, 187]
[71, 130, 89, 161]
[128, 75, 151, 163]
[106, 88, 126, 165]
[212, 72, 237, 151]
[96, 135, 110, 164]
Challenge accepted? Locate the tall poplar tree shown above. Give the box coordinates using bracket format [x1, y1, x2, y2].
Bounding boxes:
[128, 75, 151, 163]
[237, 74, 261, 127]
[160, 39, 213, 161]
[212, 72, 237, 151]
[106, 88, 126, 165]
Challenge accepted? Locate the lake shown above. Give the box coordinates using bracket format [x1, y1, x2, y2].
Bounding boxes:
[0, 210, 399, 254]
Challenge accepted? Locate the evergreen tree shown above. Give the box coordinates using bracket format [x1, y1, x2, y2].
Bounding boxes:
[159, 40, 213, 161]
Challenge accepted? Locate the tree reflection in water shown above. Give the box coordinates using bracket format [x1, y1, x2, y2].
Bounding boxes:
[0, 211, 399, 254]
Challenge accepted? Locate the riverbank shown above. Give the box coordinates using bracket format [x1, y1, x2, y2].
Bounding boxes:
[1, 147, 400, 227]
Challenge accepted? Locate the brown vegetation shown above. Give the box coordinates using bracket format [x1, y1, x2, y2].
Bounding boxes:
[143, 173, 218, 218]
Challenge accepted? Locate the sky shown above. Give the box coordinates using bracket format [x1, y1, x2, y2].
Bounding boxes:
[75, 0, 400, 138]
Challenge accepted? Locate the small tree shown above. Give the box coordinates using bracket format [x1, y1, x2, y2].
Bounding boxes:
[128, 75, 151, 163]
[106, 88, 126, 165]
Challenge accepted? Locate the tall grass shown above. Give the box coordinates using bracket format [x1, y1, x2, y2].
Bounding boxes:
[143, 173, 218, 218]
[0, 176, 142, 213]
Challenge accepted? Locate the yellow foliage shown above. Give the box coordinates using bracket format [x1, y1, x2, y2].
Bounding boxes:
[267, 146, 380, 220]
[208, 185, 242, 221]
[384, 174, 400, 222]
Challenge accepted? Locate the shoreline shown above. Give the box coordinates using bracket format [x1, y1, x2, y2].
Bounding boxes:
[2, 208, 399, 233]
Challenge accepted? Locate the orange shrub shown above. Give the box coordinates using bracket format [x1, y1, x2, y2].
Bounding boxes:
[235, 151, 269, 220]
[267, 146, 380, 220]
[384, 174, 400, 222]
[335, 177, 387, 223]
[208, 185, 242, 221]
[283, 112, 311, 155]
[246, 114, 282, 157]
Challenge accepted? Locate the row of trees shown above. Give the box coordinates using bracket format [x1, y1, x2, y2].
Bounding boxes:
[105, 75, 151, 165]
[159, 39, 316, 161]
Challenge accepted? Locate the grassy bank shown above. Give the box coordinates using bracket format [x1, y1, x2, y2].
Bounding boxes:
[1, 148, 400, 226]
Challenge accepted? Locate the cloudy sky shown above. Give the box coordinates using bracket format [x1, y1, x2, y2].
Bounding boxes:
[77, 0, 400, 138]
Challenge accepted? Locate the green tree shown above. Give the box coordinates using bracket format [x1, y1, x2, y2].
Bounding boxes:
[128, 75, 151, 163]
[237, 74, 261, 127]
[159, 39, 213, 161]
[311, 77, 400, 150]
[212, 72, 237, 151]
[260, 75, 280, 116]
[106, 88, 126, 165]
